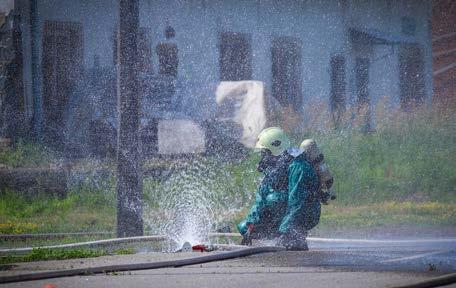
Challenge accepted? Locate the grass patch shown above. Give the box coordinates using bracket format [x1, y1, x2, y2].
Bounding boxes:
[0, 140, 56, 168]
[113, 248, 135, 255]
[319, 201, 456, 228]
[293, 108, 456, 205]
[0, 247, 137, 265]
[0, 188, 116, 234]
[0, 248, 107, 265]
[0, 235, 113, 249]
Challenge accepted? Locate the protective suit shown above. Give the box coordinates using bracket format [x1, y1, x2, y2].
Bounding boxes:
[237, 127, 321, 250]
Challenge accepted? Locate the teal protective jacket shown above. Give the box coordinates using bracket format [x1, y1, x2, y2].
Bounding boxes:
[237, 152, 321, 237]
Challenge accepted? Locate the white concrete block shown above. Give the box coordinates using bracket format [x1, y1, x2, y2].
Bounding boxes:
[158, 119, 205, 154]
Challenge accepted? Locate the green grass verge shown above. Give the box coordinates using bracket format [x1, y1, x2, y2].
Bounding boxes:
[299, 109, 456, 205]
[0, 188, 116, 234]
[0, 248, 107, 265]
[0, 235, 114, 249]
[0, 247, 136, 265]
[319, 201, 456, 228]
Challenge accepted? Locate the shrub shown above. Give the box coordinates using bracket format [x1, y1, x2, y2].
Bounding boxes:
[0, 140, 56, 168]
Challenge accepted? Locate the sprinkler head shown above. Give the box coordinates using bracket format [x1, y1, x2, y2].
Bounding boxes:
[181, 241, 192, 252]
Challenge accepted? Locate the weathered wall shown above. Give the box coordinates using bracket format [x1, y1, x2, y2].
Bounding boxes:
[432, 0, 456, 107]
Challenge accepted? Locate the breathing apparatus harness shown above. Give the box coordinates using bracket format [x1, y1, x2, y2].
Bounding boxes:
[258, 146, 335, 204]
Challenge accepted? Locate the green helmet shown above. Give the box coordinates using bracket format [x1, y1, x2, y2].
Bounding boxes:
[255, 127, 291, 156]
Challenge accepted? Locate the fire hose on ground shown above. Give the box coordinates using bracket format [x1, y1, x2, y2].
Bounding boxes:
[1, 247, 455, 287]
[0, 246, 284, 284]
[391, 273, 456, 288]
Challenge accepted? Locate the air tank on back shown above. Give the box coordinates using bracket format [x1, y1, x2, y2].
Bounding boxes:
[300, 139, 335, 203]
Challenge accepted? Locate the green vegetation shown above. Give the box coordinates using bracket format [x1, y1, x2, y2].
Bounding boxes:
[0, 140, 56, 168]
[113, 248, 135, 255]
[320, 201, 456, 228]
[0, 187, 116, 234]
[0, 235, 113, 249]
[0, 248, 107, 265]
[314, 109, 455, 205]
[0, 247, 134, 265]
[0, 107, 454, 239]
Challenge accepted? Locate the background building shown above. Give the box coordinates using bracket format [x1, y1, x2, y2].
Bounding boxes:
[0, 5, 28, 139]
[41, 20, 83, 149]
[432, 0, 456, 108]
[3, 0, 435, 154]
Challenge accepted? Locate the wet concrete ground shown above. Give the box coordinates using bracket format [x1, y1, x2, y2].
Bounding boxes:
[1, 237, 455, 288]
[306, 237, 456, 273]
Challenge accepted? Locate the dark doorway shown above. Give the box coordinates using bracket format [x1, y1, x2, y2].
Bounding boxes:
[156, 26, 178, 77]
[355, 57, 371, 131]
[399, 44, 425, 109]
[271, 37, 302, 108]
[330, 55, 346, 129]
[219, 32, 252, 81]
[356, 57, 369, 106]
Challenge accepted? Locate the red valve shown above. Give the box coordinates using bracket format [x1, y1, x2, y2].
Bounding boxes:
[192, 244, 206, 252]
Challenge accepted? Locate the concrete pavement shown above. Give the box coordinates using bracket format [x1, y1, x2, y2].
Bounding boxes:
[1, 267, 440, 288]
[1, 237, 455, 288]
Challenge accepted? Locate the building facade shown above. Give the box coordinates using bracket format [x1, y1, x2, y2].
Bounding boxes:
[432, 0, 455, 108]
[0, 7, 28, 139]
[8, 0, 434, 151]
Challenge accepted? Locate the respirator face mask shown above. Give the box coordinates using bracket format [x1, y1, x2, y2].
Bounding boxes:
[257, 149, 278, 173]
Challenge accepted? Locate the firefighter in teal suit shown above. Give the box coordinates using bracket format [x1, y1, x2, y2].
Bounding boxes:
[237, 127, 321, 250]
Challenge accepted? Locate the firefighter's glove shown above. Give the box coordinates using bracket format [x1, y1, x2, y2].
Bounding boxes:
[241, 224, 253, 246]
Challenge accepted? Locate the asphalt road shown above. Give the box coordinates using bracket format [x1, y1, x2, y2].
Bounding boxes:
[2, 237, 455, 288]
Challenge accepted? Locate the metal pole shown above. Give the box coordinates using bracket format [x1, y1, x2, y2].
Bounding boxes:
[30, 0, 42, 140]
[116, 0, 143, 237]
